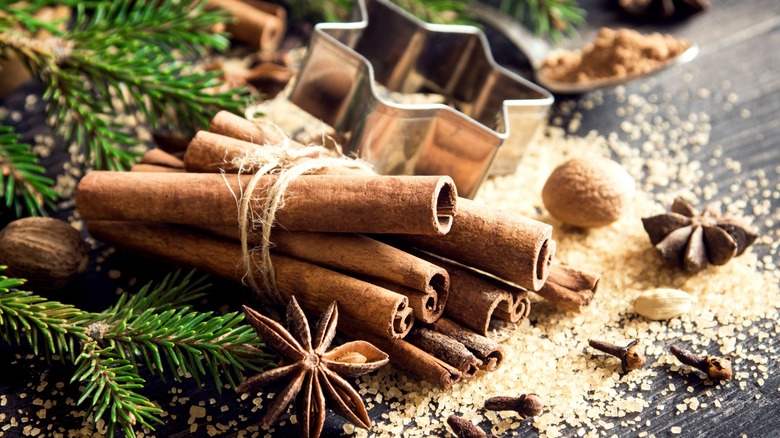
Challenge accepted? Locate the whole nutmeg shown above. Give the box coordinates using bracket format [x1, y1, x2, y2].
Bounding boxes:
[0, 217, 87, 291]
[542, 157, 635, 227]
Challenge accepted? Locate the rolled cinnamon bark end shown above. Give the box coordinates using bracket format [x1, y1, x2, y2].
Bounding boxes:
[209, 110, 287, 145]
[494, 292, 532, 323]
[341, 328, 462, 389]
[129, 164, 185, 173]
[87, 221, 413, 340]
[400, 198, 555, 291]
[141, 148, 185, 169]
[208, 0, 286, 51]
[442, 268, 512, 337]
[405, 248, 517, 336]
[534, 264, 600, 311]
[405, 327, 482, 379]
[432, 317, 505, 372]
[76, 172, 458, 235]
[371, 280, 445, 325]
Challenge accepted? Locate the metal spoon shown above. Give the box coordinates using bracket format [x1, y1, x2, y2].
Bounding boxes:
[468, 3, 700, 94]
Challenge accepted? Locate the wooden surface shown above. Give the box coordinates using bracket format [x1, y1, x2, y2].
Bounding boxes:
[1, 0, 779, 436]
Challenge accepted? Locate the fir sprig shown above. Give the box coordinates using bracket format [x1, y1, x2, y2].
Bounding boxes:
[72, 341, 164, 437]
[0, 126, 58, 217]
[285, 0, 584, 38]
[499, 0, 585, 41]
[0, 268, 273, 437]
[0, 0, 248, 171]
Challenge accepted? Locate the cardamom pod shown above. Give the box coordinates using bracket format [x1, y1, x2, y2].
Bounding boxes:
[633, 288, 695, 320]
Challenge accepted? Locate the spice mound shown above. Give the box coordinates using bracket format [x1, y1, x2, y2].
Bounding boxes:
[539, 27, 691, 84]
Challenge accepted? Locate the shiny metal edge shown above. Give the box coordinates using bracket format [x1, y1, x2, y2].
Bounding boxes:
[289, 0, 554, 198]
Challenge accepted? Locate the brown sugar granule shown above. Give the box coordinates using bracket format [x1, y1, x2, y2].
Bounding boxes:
[540, 28, 691, 84]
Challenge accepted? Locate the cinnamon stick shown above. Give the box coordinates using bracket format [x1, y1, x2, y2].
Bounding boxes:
[184, 130, 368, 176]
[87, 221, 415, 339]
[435, 263, 513, 336]
[208, 110, 288, 145]
[398, 198, 555, 291]
[129, 164, 185, 173]
[341, 326, 462, 390]
[432, 317, 505, 372]
[141, 148, 185, 169]
[534, 264, 600, 311]
[404, 327, 482, 379]
[202, 227, 449, 323]
[76, 172, 458, 235]
[385, 243, 525, 336]
[494, 290, 532, 323]
[207, 0, 286, 51]
[263, 230, 449, 324]
[244, 63, 295, 98]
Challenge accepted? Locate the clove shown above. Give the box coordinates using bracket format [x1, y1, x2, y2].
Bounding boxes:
[447, 415, 496, 438]
[484, 394, 544, 418]
[669, 344, 732, 381]
[589, 339, 647, 372]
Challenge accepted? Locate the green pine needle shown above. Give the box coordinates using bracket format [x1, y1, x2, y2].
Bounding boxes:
[499, 0, 585, 42]
[0, 268, 273, 437]
[0, 126, 58, 217]
[0, 0, 248, 171]
[72, 341, 164, 437]
[285, 0, 584, 38]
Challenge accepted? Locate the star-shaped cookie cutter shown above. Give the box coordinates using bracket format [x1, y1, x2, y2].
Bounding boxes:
[289, 0, 553, 198]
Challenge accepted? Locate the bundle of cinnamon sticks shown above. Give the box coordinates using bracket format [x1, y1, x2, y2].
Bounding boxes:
[77, 111, 599, 389]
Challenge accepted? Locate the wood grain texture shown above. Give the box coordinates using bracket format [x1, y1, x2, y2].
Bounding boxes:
[0, 0, 778, 436]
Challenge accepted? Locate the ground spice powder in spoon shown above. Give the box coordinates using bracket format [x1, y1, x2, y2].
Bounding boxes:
[540, 28, 691, 84]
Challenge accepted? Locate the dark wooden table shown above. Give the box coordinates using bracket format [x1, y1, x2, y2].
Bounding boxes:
[1, 0, 778, 436]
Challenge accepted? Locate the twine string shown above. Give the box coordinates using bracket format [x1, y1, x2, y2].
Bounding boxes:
[227, 131, 372, 305]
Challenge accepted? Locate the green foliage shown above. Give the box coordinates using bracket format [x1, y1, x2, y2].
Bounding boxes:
[0, 126, 58, 217]
[0, 0, 248, 171]
[284, 0, 584, 37]
[72, 341, 163, 437]
[0, 268, 273, 437]
[499, 0, 586, 42]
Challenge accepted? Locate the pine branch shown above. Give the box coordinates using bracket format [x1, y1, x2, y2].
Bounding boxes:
[0, 126, 58, 217]
[0, 271, 86, 358]
[0, 268, 273, 437]
[498, 0, 585, 42]
[83, 271, 272, 389]
[0, 0, 248, 171]
[285, 0, 584, 39]
[72, 341, 163, 437]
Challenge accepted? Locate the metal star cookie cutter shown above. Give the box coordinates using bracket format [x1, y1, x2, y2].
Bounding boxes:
[289, 0, 553, 198]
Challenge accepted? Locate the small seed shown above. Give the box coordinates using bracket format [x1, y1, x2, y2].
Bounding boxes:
[633, 288, 696, 320]
[335, 351, 368, 364]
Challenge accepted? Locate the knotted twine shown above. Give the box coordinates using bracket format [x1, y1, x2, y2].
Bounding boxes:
[225, 126, 373, 306]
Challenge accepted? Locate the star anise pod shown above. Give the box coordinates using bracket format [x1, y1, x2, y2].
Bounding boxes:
[618, 0, 709, 21]
[642, 197, 758, 273]
[237, 297, 389, 438]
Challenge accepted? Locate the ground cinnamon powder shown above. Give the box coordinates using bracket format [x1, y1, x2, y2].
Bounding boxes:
[540, 28, 691, 84]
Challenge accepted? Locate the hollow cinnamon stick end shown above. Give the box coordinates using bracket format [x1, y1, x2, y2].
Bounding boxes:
[531, 237, 556, 291]
[433, 176, 458, 235]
